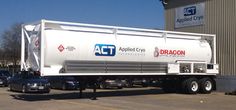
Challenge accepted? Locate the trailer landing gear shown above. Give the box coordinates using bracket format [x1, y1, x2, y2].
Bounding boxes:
[78, 77, 98, 100]
[91, 82, 97, 100]
[79, 85, 83, 98]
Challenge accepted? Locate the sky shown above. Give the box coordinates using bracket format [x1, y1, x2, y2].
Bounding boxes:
[0, 0, 164, 34]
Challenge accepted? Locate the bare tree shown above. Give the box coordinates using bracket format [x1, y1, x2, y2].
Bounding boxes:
[1, 23, 22, 66]
[0, 48, 7, 67]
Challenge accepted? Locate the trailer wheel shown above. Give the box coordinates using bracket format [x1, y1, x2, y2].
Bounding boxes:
[199, 77, 213, 94]
[182, 78, 199, 94]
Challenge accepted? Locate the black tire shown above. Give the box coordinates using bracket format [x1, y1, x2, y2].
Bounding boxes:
[182, 78, 199, 94]
[199, 77, 213, 94]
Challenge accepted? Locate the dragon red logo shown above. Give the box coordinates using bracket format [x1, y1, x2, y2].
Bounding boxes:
[154, 47, 185, 57]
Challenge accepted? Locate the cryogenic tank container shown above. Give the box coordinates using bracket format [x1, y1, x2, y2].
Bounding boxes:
[22, 20, 217, 76]
[42, 29, 212, 66]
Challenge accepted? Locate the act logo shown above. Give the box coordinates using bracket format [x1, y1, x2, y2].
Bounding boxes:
[184, 6, 196, 16]
[94, 44, 116, 56]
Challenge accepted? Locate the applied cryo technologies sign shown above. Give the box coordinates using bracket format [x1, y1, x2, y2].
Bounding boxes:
[175, 3, 205, 28]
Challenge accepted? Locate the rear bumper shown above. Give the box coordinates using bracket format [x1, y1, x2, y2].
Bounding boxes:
[26, 86, 50, 93]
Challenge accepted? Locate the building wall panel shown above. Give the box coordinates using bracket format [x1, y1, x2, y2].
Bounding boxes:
[165, 0, 236, 76]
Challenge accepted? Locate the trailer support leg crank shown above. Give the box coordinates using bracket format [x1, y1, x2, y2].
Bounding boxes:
[79, 85, 83, 98]
[78, 77, 86, 98]
[91, 82, 97, 100]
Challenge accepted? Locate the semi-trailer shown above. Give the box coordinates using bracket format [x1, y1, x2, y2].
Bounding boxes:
[21, 20, 219, 98]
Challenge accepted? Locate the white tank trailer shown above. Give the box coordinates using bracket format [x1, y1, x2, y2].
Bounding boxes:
[21, 20, 218, 94]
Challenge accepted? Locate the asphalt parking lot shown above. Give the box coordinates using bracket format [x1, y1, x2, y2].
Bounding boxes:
[0, 87, 235, 110]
